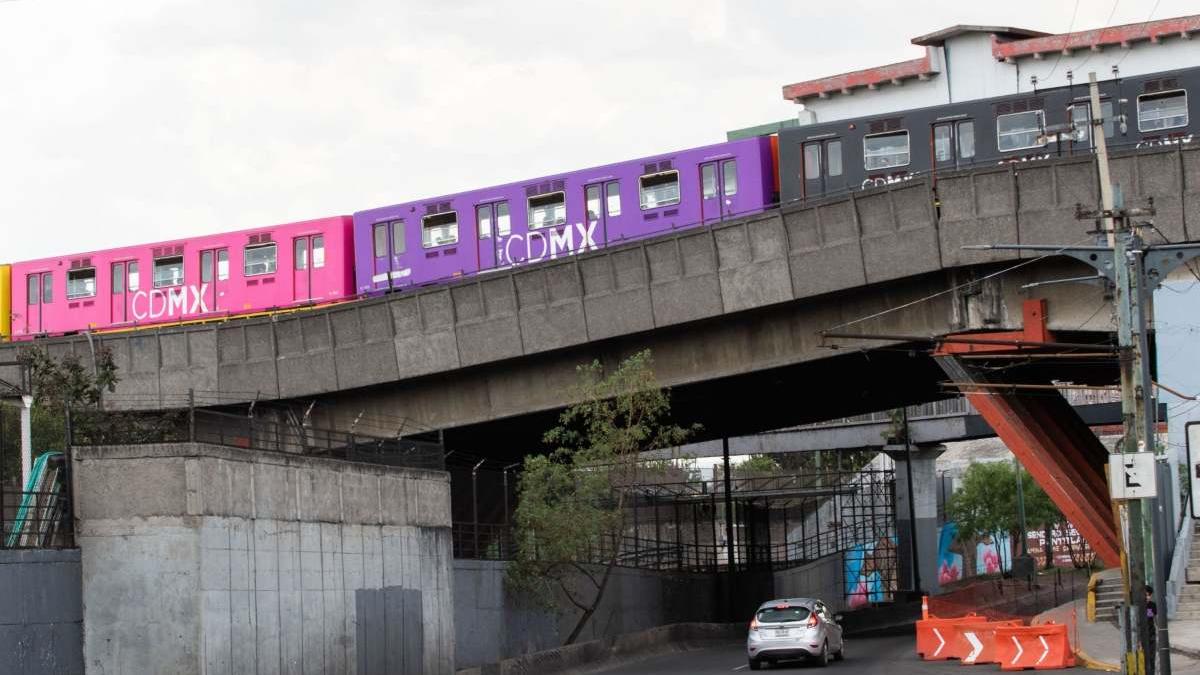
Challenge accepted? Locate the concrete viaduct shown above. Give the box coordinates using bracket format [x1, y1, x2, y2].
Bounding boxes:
[6, 144, 1200, 568]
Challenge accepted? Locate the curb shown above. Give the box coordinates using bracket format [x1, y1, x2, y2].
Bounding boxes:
[1075, 647, 1121, 672]
[1170, 645, 1200, 660]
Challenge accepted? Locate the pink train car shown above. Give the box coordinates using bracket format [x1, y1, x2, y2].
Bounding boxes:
[8, 216, 354, 338]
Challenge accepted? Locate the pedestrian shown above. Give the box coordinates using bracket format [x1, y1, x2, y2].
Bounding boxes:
[1146, 585, 1158, 675]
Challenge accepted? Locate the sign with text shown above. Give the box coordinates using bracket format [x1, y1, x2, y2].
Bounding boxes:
[1188, 423, 1200, 517]
[1109, 452, 1157, 500]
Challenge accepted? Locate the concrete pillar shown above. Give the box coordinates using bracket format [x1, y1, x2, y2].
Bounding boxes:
[887, 443, 945, 596]
[20, 395, 32, 490]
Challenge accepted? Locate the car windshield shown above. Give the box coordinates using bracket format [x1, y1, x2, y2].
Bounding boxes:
[756, 606, 811, 624]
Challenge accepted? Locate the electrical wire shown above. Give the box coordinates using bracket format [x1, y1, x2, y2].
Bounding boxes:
[1045, 0, 1083, 82]
[1071, 0, 1122, 74]
[1115, 0, 1163, 68]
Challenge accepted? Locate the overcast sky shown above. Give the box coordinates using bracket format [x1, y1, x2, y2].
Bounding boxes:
[1, 0, 1193, 261]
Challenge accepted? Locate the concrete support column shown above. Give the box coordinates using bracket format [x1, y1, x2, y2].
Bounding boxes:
[20, 394, 32, 490]
[887, 443, 945, 596]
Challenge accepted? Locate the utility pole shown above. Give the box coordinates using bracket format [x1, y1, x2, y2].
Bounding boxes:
[961, 72, 1200, 675]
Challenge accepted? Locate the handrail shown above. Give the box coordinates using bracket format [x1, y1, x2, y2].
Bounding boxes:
[1167, 492, 1194, 620]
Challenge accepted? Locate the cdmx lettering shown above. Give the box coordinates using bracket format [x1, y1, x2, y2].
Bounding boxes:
[497, 221, 599, 266]
[1136, 134, 1194, 149]
[861, 173, 915, 189]
[130, 285, 211, 321]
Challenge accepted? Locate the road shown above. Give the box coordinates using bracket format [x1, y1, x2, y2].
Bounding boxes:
[595, 634, 951, 674]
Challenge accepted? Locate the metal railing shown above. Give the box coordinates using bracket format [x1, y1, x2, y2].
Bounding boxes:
[70, 407, 445, 471]
[2, 487, 73, 549]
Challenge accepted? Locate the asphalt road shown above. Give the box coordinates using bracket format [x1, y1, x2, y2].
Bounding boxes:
[594, 633, 978, 674]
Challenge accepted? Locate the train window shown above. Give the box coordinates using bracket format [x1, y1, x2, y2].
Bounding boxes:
[827, 142, 842, 177]
[313, 235, 325, 268]
[640, 171, 680, 209]
[244, 244, 277, 277]
[216, 251, 229, 280]
[528, 192, 566, 229]
[42, 273, 53, 303]
[422, 212, 459, 248]
[863, 131, 910, 169]
[373, 223, 387, 257]
[390, 221, 405, 255]
[112, 263, 125, 294]
[996, 110, 1045, 152]
[477, 205, 493, 239]
[27, 275, 38, 305]
[294, 239, 307, 271]
[154, 257, 184, 288]
[803, 144, 821, 178]
[202, 250, 215, 281]
[496, 203, 511, 236]
[957, 121, 975, 158]
[67, 269, 95, 299]
[606, 183, 621, 216]
[586, 185, 602, 221]
[1138, 90, 1188, 132]
[702, 164, 718, 198]
[934, 125, 953, 162]
[723, 160, 738, 196]
[128, 261, 140, 291]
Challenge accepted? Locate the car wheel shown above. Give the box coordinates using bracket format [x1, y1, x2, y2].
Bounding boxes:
[834, 640, 845, 662]
[749, 657, 763, 671]
[815, 641, 829, 667]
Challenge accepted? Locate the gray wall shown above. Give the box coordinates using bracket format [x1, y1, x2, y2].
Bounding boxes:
[773, 554, 846, 612]
[453, 560, 717, 670]
[74, 442, 454, 675]
[0, 548, 83, 675]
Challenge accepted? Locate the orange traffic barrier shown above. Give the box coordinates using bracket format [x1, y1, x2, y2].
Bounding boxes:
[951, 620, 1022, 666]
[994, 623, 1076, 670]
[917, 614, 985, 661]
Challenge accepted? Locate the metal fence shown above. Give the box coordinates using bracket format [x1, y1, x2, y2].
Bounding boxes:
[70, 407, 445, 471]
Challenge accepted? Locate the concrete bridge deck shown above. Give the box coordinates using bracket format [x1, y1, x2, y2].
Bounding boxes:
[4, 144, 1196, 444]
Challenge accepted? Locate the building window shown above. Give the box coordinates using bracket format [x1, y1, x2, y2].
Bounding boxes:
[996, 110, 1045, 152]
[827, 142, 842, 177]
[128, 261, 140, 291]
[373, 223, 387, 257]
[313, 235, 325, 268]
[112, 263, 125, 294]
[1137, 90, 1188, 132]
[528, 192, 566, 229]
[702, 164, 718, 198]
[67, 269, 95, 299]
[639, 171, 679, 209]
[934, 125, 953, 162]
[957, 121, 976, 158]
[422, 212, 459, 248]
[803, 144, 821, 179]
[244, 243, 277, 277]
[153, 256, 184, 288]
[477, 205, 493, 239]
[863, 130, 910, 169]
[606, 182, 621, 216]
[586, 185, 602, 221]
[27, 275, 38, 304]
[216, 251, 228, 281]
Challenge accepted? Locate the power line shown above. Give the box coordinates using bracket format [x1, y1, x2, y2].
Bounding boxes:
[1045, 0, 1083, 82]
[1115, 0, 1163, 68]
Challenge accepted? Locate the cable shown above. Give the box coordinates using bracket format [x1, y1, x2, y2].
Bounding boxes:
[1115, 0, 1163, 68]
[1072, 0, 1122, 74]
[821, 235, 1100, 334]
[1045, 0, 1083, 82]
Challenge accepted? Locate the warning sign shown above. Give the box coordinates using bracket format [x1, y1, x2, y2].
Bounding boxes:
[1108, 452, 1156, 500]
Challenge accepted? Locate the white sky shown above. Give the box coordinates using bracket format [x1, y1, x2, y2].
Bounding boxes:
[1, 0, 1193, 261]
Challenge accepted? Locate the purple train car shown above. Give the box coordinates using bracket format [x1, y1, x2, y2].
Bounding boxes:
[352, 137, 776, 293]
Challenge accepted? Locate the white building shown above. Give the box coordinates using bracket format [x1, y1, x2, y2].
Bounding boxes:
[780, 15, 1200, 126]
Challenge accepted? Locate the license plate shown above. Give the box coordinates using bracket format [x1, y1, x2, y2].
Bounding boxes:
[773, 629, 790, 637]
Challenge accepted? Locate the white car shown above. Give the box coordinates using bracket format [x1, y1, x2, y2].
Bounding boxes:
[746, 597, 845, 669]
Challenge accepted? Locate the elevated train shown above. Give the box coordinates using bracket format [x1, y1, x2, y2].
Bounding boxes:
[1, 64, 1196, 340]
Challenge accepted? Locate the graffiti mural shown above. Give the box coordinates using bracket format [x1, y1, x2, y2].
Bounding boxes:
[937, 522, 965, 584]
[844, 535, 897, 608]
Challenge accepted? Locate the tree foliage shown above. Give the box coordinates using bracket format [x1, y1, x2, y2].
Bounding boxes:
[946, 460, 1063, 546]
[733, 454, 782, 476]
[507, 350, 696, 645]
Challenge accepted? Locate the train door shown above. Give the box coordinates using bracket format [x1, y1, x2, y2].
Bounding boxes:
[584, 182, 617, 244]
[931, 119, 975, 172]
[1067, 101, 1113, 152]
[699, 160, 739, 223]
[199, 247, 227, 312]
[476, 202, 510, 270]
[800, 138, 844, 199]
[111, 262, 127, 324]
[25, 272, 51, 334]
[292, 235, 322, 303]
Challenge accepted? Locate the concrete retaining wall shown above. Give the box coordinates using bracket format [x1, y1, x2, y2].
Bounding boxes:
[773, 553, 846, 612]
[453, 560, 716, 670]
[74, 442, 455, 675]
[0, 548, 83, 675]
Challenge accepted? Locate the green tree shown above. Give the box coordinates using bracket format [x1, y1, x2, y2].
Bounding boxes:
[733, 454, 781, 476]
[945, 460, 1065, 572]
[507, 350, 696, 645]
